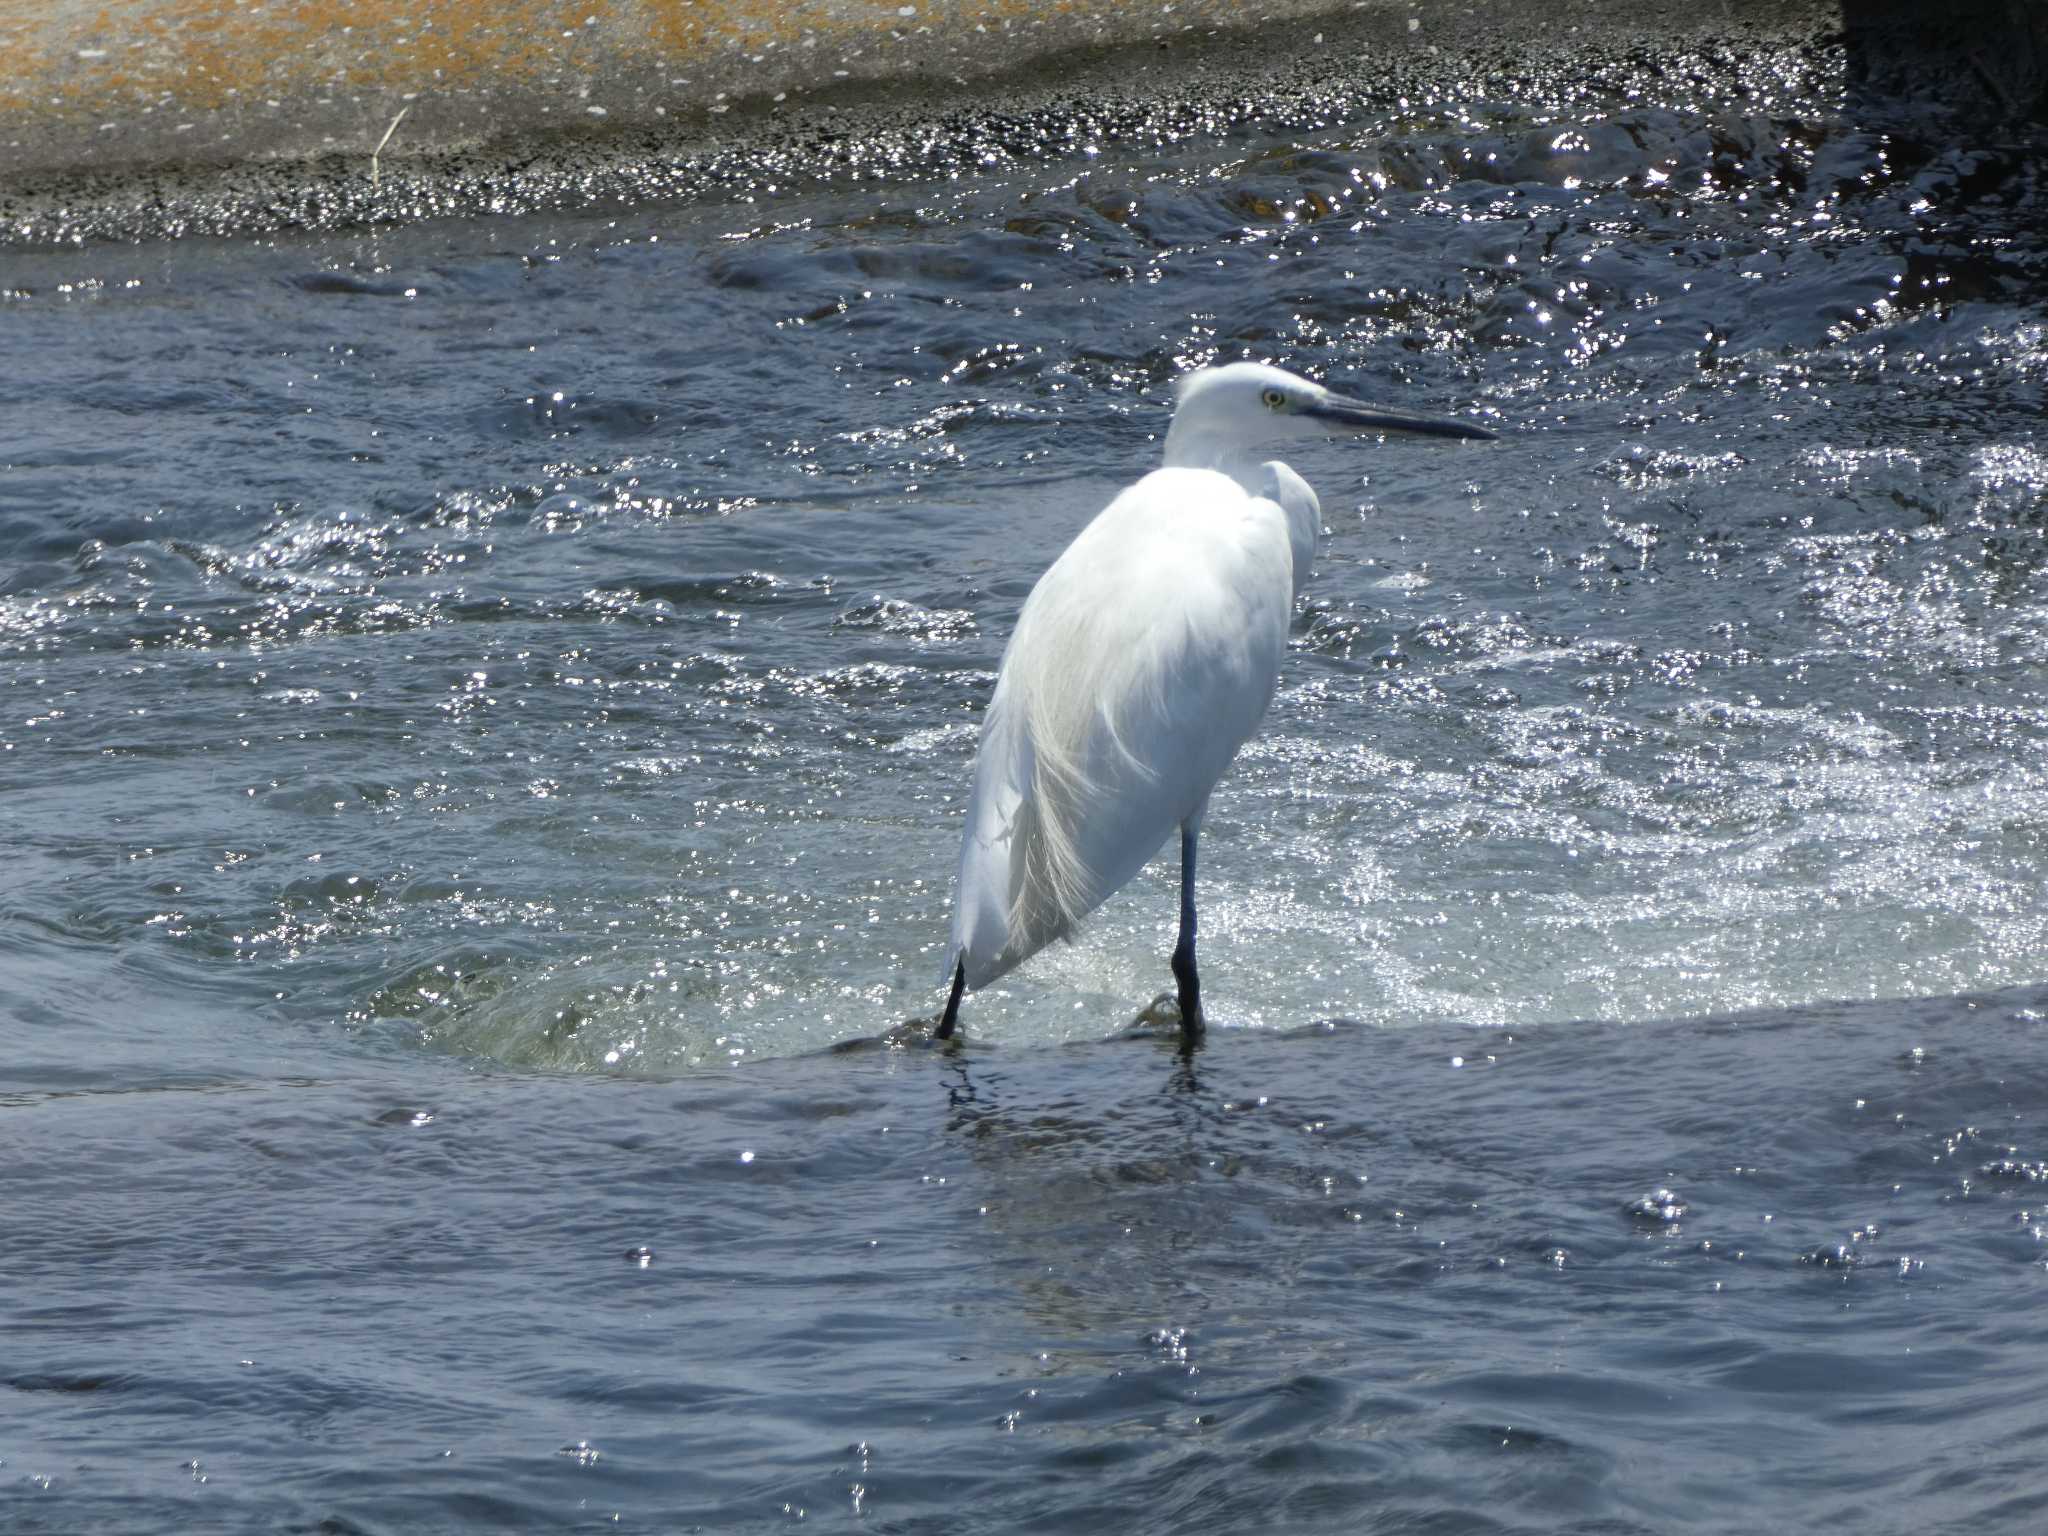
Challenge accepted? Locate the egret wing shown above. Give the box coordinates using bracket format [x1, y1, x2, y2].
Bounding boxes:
[948, 468, 1296, 988]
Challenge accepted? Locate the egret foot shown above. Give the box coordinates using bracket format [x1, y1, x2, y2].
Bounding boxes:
[934, 959, 966, 1042]
[1171, 821, 1205, 1044]
[1170, 938, 1204, 1043]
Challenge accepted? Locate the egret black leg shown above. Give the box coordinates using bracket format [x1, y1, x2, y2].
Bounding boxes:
[1170, 822, 1205, 1040]
[935, 958, 966, 1041]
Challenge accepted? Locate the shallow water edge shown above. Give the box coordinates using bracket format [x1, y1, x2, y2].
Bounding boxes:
[6, 984, 2046, 1532]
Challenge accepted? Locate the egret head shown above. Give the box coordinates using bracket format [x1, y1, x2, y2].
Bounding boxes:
[1164, 361, 1494, 470]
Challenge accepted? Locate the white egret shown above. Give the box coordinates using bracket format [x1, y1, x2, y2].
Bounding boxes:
[935, 361, 1494, 1043]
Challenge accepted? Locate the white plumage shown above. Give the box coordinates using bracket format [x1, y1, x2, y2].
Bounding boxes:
[935, 361, 1492, 1041]
[949, 464, 1299, 987]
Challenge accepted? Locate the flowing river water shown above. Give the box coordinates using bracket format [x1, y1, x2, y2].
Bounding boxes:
[4, 27, 2047, 1533]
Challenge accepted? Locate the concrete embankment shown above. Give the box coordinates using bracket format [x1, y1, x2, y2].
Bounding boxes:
[0, 0, 2040, 247]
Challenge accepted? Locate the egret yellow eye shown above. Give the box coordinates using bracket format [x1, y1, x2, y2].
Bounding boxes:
[1262, 388, 1287, 410]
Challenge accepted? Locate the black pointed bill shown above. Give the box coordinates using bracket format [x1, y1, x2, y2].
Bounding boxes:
[1306, 394, 1497, 441]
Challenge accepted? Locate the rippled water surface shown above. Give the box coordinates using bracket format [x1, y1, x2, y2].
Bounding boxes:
[5, 38, 2048, 1532]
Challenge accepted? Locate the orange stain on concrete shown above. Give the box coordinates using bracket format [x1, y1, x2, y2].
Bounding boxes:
[1, 0, 1233, 146]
